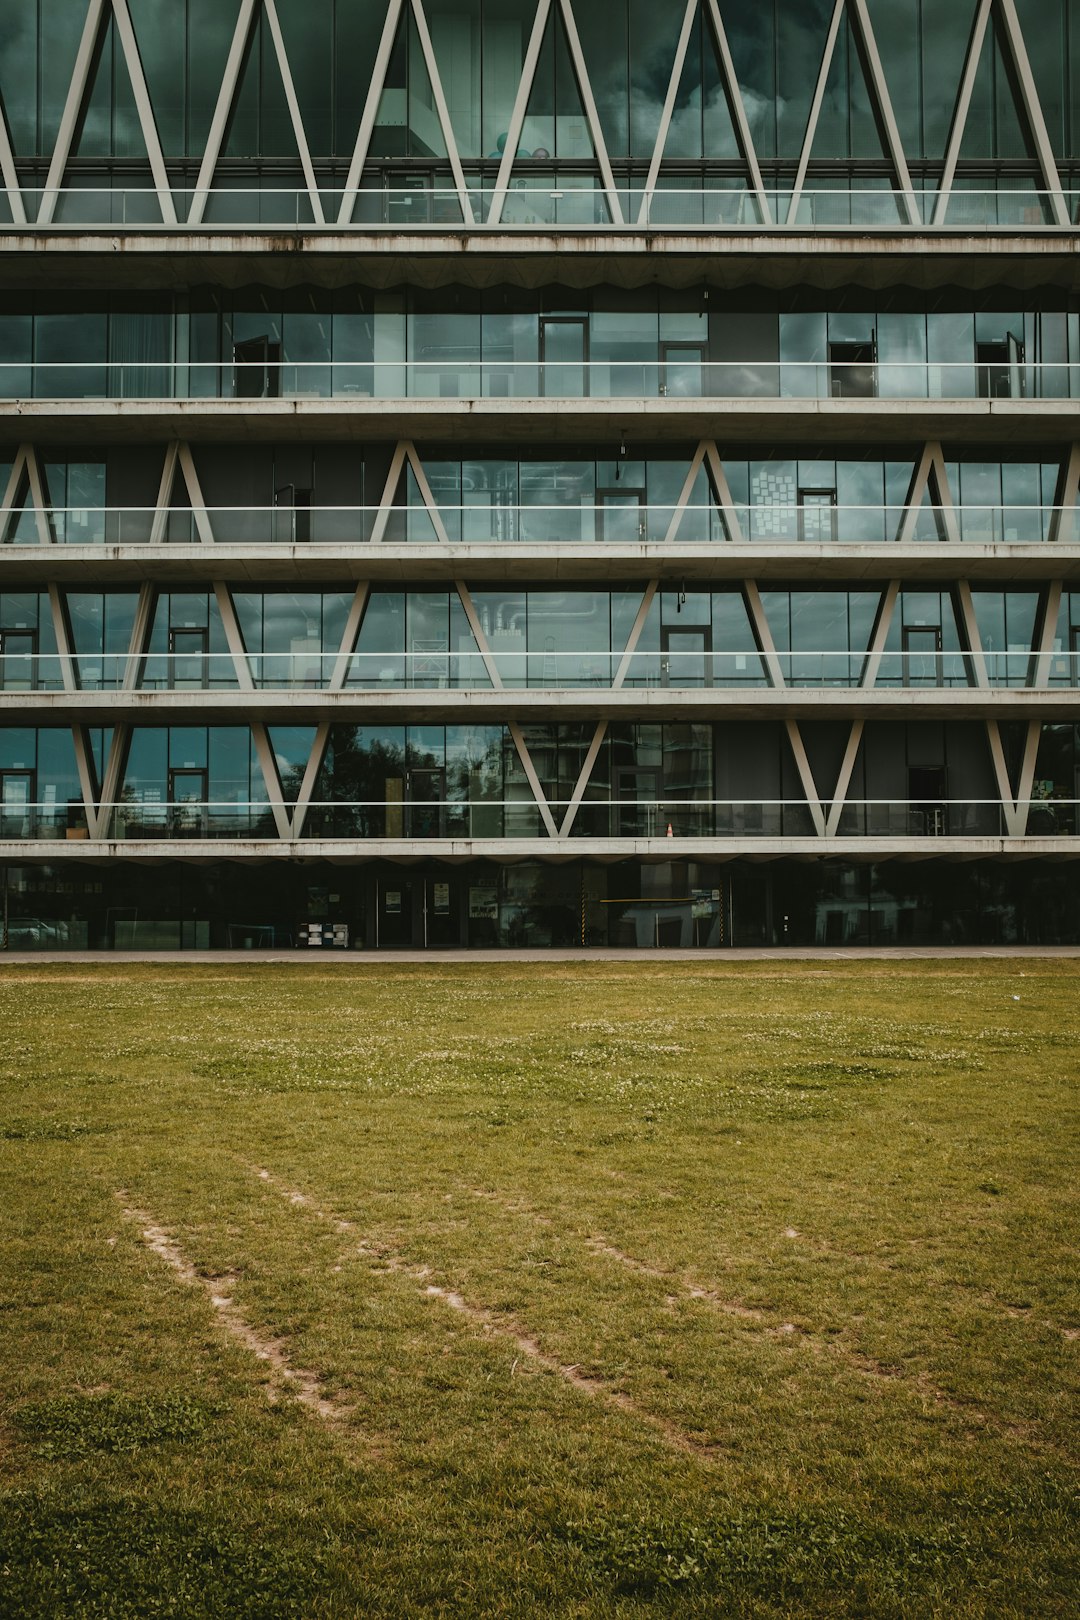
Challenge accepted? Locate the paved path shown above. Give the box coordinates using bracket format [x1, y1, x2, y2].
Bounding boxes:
[2, 947, 1079, 964]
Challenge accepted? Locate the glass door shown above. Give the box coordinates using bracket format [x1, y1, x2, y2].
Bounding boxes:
[614, 766, 660, 836]
[902, 625, 942, 686]
[798, 489, 837, 542]
[540, 318, 588, 398]
[406, 767, 445, 837]
[168, 767, 208, 835]
[377, 878, 416, 947]
[0, 630, 36, 690]
[233, 335, 280, 398]
[661, 626, 711, 687]
[597, 488, 646, 541]
[0, 770, 34, 837]
[169, 628, 209, 689]
[426, 876, 458, 947]
[660, 342, 707, 397]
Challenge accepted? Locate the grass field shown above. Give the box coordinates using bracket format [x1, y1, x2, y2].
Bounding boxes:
[0, 959, 1076, 1619]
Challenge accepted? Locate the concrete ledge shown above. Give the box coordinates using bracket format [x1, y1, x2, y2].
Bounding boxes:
[0, 395, 1072, 447]
[2, 835, 1077, 863]
[1, 542, 1077, 586]
[3, 687, 1079, 724]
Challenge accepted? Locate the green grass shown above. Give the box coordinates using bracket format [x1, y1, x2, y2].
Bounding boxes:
[0, 959, 1076, 1618]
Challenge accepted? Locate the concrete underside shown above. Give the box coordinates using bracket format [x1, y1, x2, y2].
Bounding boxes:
[5, 688, 1079, 725]
[3, 544, 1077, 586]
[4, 837, 1077, 864]
[1, 396, 1072, 448]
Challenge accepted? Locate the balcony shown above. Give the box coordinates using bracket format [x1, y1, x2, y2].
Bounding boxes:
[1, 797, 1076, 846]
[1, 504, 1071, 549]
[5, 186, 1078, 234]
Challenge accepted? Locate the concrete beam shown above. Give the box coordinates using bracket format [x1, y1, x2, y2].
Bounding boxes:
[3, 543, 1080, 587]
[3, 687, 1078, 726]
[0, 396, 1074, 449]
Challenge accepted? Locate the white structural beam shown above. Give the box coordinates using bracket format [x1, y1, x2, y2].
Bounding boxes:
[188, 0, 258, 227]
[369, 442, 410, 544]
[46, 583, 77, 694]
[290, 720, 331, 839]
[37, 0, 106, 225]
[786, 0, 846, 226]
[932, 0, 993, 226]
[703, 0, 772, 223]
[488, 0, 551, 225]
[847, 0, 921, 225]
[824, 720, 866, 836]
[250, 721, 294, 842]
[783, 720, 828, 838]
[112, 0, 177, 224]
[954, 580, 990, 688]
[0, 82, 27, 224]
[337, 0, 406, 226]
[95, 722, 129, 839]
[328, 583, 371, 692]
[412, 0, 475, 225]
[556, 0, 623, 225]
[861, 580, 899, 689]
[262, 0, 325, 225]
[994, 0, 1069, 227]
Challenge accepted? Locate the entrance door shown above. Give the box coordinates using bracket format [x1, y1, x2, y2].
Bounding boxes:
[0, 770, 34, 837]
[660, 341, 707, 397]
[540, 317, 588, 397]
[908, 765, 947, 835]
[829, 339, 876, 397]
[378, 877, 415, 947]
[615, 766, 660, 836]
[597, 488, 646, 542]
[902, 625, 942, 685]
[274, 483, 313, 543]
[0, 630, 36, 691]
[168, 767, 208, 835]
[661, 626, 711, 687]
[169, 628, 209, 689]
[426, 875, 459, 946]
[234, 335, 281, 399]
[406, 767, 445, 837]
[798, 489, 837, 542]
[385, 172, 432, 225]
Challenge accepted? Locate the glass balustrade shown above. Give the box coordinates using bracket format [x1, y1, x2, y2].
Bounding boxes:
[5, 188, 1077, 232]
[8, 358, 1079, 401]
[2, 799, 1075, 842]
[2, 651, 1077, 692]
[1, 505, 1068, 546]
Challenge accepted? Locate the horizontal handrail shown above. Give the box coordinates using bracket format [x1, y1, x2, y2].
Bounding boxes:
[1, 648, 1074, 691]
[2, 798, 1076, 842]
[4, 185, 1077, 232]
[1, 358, 1075, 403]
[2, 503, 1069, 547]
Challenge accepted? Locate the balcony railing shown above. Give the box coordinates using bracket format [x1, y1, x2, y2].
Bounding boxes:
[2, 649, 1076, 693]
[4, 186, 1077, 232]
[2, 504, 1069, 548]
[2, 359, 1077, 403]
[2, 799, 1077, 842]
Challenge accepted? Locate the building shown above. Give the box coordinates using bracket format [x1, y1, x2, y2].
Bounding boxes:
[0, 0, 1078, 951]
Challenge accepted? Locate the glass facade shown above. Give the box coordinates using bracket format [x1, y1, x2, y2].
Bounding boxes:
[1, 289, 1078, 401]
[1, 1, 1076, 949]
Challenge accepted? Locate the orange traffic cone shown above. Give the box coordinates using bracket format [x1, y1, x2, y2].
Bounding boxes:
[666, 822, 673, 838]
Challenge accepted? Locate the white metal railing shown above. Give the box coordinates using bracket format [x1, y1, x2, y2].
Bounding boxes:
[2, 504, 1069, 547]
[2, 797, 1076, 842]
[4, 186, 1077, 232]
[3, 359, 1077, 402]
[2, 649, 1076, 692]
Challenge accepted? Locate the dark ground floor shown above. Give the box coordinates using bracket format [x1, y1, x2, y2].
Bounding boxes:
[2, 858, 1080, 950]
